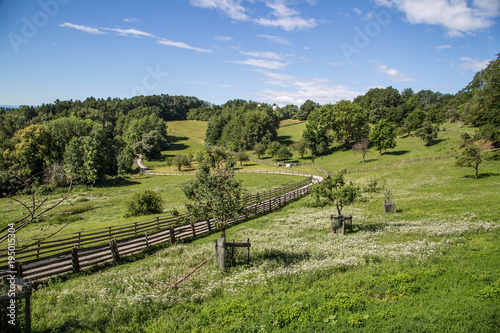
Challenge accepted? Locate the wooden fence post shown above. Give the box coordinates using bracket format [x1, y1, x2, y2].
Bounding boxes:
[37, 239, 41, 259]
[109, 238, 120, 262]
[71, 246, 80, 273]
[169, 226, 175, 244]
[191, 222, 196, 238]
[206, 220, 212, 232]
[144, 232, 149, 248]
[14, 260, 23, 278]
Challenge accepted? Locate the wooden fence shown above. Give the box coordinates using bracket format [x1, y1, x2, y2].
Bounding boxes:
[0, 175, 313, 282]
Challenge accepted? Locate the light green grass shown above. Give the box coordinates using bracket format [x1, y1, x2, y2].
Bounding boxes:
[0, 173, 306, 241]
[167, 120, 207, 144]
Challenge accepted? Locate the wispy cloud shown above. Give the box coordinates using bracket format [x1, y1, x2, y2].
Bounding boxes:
[123, 17, 139, 23]
[190, 0, 319, 31]
[254, 0, 318, 31]
[353, 8, 362, 15]
[157, 39, 213, 53]
[257, 34, 291, 45]
[240, 51, 283, 60]
[60, 22, 212, 53]
[373, 62, 416, 82]
[228, 59, 288, 70]
[436, 44, 452, 50]
[214, 36, 232, 41]
[460, 56, 490, 72]
[103, 28, 156, 38]
[189, 0, 249, 21]
[374, 0, 500, 37]
[59, 22, 104, 34]
[256, 70, 362, 106]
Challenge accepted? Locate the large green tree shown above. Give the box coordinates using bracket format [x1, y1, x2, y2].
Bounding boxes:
[369, 119, 397, 155]
[318, 100, 370, 147]
[456, 144, 482, 179]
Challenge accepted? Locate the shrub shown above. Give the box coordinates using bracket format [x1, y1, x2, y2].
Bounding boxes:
[125, 189, 164, 217]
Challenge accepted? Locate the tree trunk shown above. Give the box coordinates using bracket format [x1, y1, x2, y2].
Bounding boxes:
[475, 165, 479, 179]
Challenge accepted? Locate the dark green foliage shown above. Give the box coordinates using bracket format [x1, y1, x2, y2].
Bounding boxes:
[290, 139, 307, 159]
[172, 154, 191, 171]
[294, 99, 319, 120]
[266, 141, 281, 160]
[253, 142, 266, 159]
[416, 121, 439, 146]
[277, 145, 293, 162]
[317, 100, 370, 148]
[124, 189, 164, 217]
[369, 119, 397, 155]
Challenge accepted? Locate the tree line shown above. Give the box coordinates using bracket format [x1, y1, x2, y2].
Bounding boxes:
[1, 54, 497, 192]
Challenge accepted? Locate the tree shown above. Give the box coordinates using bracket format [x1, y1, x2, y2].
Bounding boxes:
[117, 146, 135, 174]
[253, 142, 266, 159]
[182, 153, 244, 238]
[7, 124, 54, 177]
[416, 121, 439, 146]
[318, 100, 370, 147]
[295, 100, 319, 120]
[352, 138, 370, 163]
[266, 141, 281, 161]
[369, 119, 397, 155]
[456, 144, 482, 179]
[309, 170, 359, 216]
[172, 155, 191, 171]
[290, 139, 307, 159]
[236, 150, 250, 166]
[277, 145, 293, 162]
[63, 136, 106, 184]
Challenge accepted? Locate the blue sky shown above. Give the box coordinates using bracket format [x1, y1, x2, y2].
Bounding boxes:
[0, 0, 498, 107]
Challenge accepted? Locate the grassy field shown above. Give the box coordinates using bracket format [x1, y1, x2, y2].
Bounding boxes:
[29, 151, 500, 332]
[0, 172, 306, 241]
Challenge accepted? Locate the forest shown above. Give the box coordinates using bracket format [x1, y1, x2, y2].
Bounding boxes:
[0, 54, 498, 193]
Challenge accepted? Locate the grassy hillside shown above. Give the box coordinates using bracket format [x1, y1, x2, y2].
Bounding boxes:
[30, 151, 500, 332]
[0, 172, 306, 241]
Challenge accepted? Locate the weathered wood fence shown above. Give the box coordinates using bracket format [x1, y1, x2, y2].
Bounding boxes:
[0, 174, 313, 282]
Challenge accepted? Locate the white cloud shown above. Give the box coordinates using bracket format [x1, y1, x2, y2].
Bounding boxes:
[460, 57, 490, 72]
[257, 34, 291, 45]
[374, 0, 500, 37]
[157, 39, 213, 53]
[228, 59, 289, 70]
[256, 70, 362, 106]
[240, 51, 283, 60]
[374, 62, 416, 82]
[214, 36, 232, 41]
[123, 17, 139, 23]
[353, 8, 362, 15]
[189, 0, 249, 21]
[103, 28, 156, 38]
[436, 44, 452, 50]
[59, 22, 104, 34]
[254, 0, 318, 31]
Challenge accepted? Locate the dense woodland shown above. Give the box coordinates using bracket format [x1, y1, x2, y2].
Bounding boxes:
[0, 54, 498, 192]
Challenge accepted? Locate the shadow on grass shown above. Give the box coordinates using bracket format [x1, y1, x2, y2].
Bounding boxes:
[96, 177, 140, 188]
[383, 150, 410, 156]
[166, 135, 190, 152]
[277, 134, 294, 146]
[254, 248, 311, 266]
[463, 173, 499, 179]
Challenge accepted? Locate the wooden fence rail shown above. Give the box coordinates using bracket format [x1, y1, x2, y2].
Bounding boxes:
[0, 174, 313, 281]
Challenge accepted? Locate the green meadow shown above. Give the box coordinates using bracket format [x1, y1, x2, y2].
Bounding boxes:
[19, 120, 499, 332]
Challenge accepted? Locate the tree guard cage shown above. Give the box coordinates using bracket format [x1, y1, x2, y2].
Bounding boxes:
[214, 237, 251, 270]
[384, 199, 396, 213]
[330, 215, 353, 235]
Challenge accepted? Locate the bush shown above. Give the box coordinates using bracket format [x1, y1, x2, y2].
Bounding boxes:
[125, 189, 164, 217]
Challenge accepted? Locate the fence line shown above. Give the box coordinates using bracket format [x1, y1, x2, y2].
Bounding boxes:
[0, 174, 314, 281]
[343, 154, 457, 174]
